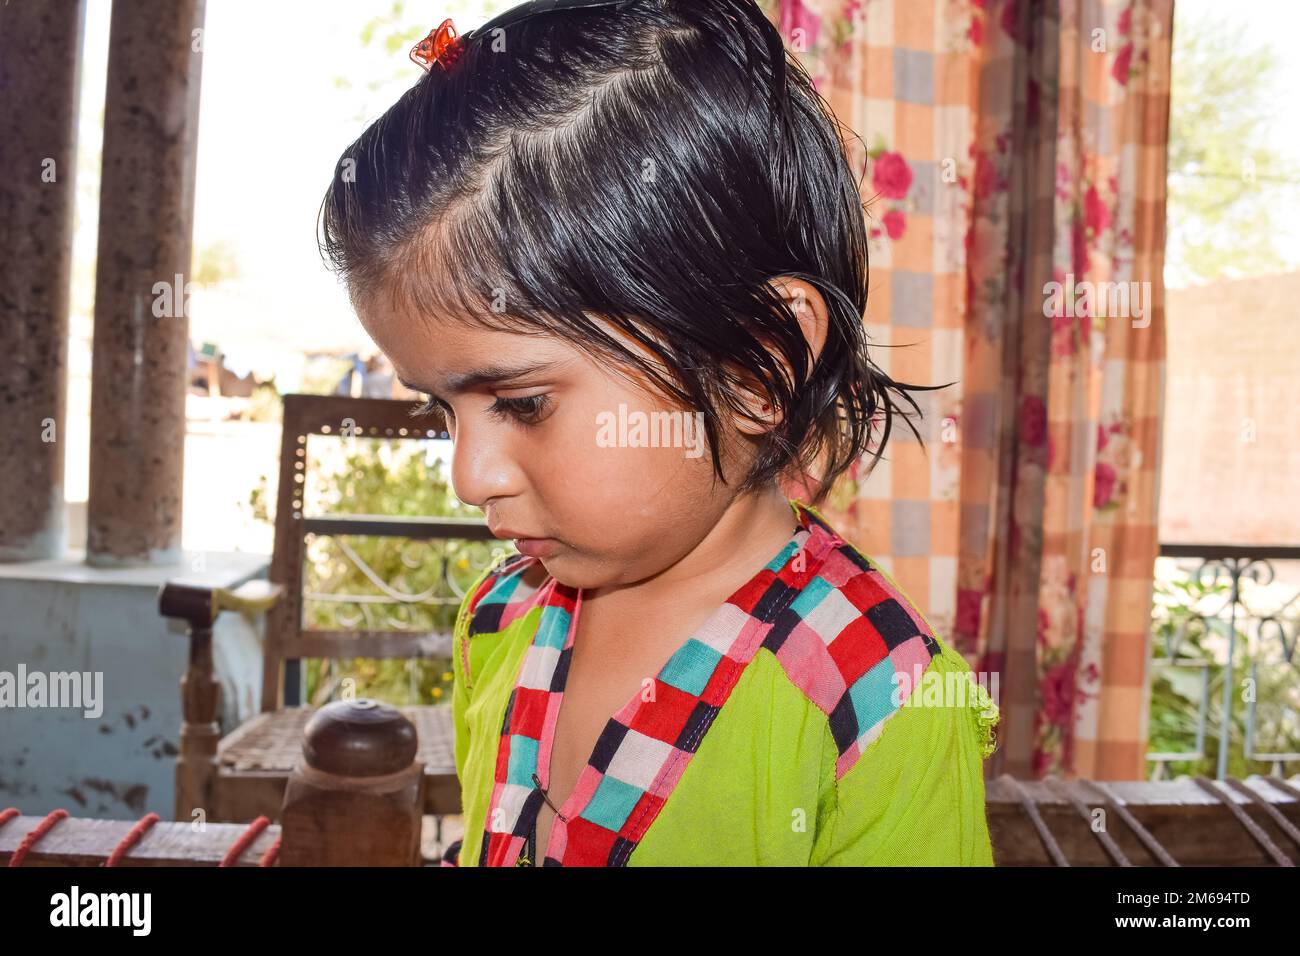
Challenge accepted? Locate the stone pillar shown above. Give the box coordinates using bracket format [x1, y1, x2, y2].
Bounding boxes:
[86, 0, 206, 566]
[0, 0, 87, 561]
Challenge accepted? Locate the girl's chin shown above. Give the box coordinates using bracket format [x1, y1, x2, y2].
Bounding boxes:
[533, 552, 613, 591]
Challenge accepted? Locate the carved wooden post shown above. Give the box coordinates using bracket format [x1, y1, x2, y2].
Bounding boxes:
[158, 582, 221, 823]
[159, 578, 284, 823]
[279, 700, 425, 866]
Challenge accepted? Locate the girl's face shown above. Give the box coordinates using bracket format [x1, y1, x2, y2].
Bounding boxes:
[357, 303, 765, 590]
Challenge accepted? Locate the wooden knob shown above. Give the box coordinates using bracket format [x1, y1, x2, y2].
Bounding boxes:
[301, 699, 417, 777]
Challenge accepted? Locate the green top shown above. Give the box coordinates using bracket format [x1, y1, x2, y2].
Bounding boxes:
[449, 500, 999, 866]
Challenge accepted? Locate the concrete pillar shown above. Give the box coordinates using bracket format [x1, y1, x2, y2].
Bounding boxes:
[86, 0, 206, 566]
[0, 0, 87, 561]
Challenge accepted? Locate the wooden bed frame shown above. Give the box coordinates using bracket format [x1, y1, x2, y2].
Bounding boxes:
[7, 757, 1297, 865]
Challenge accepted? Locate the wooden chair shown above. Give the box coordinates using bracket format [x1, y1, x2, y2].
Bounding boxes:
[158, 393, 502, 828]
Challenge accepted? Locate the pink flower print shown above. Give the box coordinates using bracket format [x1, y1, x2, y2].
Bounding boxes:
[974, 150, 998, 200]
[780, 0, 823, 52]
[1117, 6, 1132, 35]
[1040, 661, 1076, 725]
[871, 151, 913, 200]
[1019, 394, 1047, 447]
[956, 588, 983, 636]
[883, 209, 907, 240]
[967, 16, 984, 47]
[1055, 161, 1072, 200]
[1093, 461, 1117, 509]
[1112, 42, 1134, 86]
[1000, 0, 1021, 42]
[1085, 184, 1111, 235]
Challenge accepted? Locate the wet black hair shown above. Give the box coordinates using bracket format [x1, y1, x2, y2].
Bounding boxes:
[319, 0, 935, 506]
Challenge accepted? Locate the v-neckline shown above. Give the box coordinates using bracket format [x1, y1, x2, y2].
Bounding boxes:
[532, 581, 671, 855]
[478, 502, 842, 868]
[520, 502, 821, 868]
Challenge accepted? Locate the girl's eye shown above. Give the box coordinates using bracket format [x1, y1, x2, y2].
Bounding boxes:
[407, 394, 551, 426]
[487, 393, 551, 426]
[408, 395, 453, 421]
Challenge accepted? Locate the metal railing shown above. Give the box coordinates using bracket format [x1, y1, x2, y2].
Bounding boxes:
[1150, 544, 1300, 780]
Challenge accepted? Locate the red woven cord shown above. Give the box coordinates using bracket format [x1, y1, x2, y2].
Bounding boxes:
[0, 808, 19, 829]
[259, 836, 281, 867]
[105, 812, 161, 867]
[220, 815, 270, 867]
[8, 808, 69, 867]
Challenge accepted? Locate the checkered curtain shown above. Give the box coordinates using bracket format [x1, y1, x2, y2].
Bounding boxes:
[765, 0, 1172, 780]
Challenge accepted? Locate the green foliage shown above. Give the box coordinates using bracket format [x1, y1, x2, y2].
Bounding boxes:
[239, 383, 283, 424]
[193, 239, 242, 287]
[250, 436, 511, 708]
[1148, 567, 1300, 778]
[1167, 13, 1300, 284]
[336, 0, 514, 110]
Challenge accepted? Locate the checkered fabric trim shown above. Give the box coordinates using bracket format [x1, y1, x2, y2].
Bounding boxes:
[462, 500, 942, 866]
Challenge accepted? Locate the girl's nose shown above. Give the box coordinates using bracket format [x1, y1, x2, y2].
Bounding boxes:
[448, 424, 525, 510]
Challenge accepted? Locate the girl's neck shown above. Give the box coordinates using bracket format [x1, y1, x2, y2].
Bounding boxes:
[576, 485, 799, 652]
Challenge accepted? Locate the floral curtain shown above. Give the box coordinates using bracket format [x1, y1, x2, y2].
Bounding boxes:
[766, 0, 1173, 780]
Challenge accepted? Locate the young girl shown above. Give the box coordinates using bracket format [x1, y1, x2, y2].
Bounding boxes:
[320, 0, 998, 866]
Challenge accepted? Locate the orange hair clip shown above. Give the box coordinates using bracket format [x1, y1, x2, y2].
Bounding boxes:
[409, 2, 634, 75]
[409, 18, 466, 73]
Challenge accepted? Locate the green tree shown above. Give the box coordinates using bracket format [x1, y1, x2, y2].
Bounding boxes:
[1167, 14, 1300, 284]
[193, 239, 241, 288]
[1148, 568, 1300, 779]
[250, 436, 511, 707]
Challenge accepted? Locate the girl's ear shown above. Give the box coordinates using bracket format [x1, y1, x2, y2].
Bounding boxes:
[768, 276, 830, 364]
[730, 276, 831, 437]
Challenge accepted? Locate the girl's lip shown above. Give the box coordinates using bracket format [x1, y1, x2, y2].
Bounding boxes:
[513, 537, 560, 558]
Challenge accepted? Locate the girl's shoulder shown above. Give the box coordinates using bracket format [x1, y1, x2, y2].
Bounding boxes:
[765, 526, 998, 776]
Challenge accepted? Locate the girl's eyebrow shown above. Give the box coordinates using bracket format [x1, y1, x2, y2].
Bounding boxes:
[397, 360, 563, 398]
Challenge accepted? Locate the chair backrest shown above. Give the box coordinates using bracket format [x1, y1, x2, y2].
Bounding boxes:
[263, 393, 499, 712]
